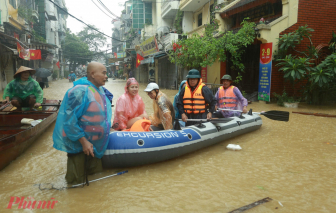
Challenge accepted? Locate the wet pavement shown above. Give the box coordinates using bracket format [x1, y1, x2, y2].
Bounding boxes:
[0, 78, 336, 212]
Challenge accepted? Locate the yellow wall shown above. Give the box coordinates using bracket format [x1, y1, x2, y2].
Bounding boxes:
[257, 0, 299, 54]
[207, 58, 221, 84]
[188, 0, 215, 36]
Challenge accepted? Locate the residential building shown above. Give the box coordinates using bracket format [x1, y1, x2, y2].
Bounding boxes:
[0, 0, 68, 92]
[213, 0, 336, 95]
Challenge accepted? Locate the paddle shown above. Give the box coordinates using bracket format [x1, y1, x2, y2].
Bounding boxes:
[179, 118, 233, 123]
[218, 108, 289, 122]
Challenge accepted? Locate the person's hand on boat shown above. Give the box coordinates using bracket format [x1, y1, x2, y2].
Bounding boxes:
[242, 106, 248, 114]
[79, 137, 94, 157]
[34, 103, 41, 108]
[207, 112, 212, 120]
[3, 97, 10, 103]
[181, 113, 188, 122]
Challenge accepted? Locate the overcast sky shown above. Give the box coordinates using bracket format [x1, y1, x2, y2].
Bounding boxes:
[65, 0, 126, 47]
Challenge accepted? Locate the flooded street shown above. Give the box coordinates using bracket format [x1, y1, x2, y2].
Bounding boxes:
[1, 78, 336, 212]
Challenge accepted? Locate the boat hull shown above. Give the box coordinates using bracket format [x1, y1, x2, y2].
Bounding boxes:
[0, 100, 60, 170]
[102, 114, 262, 168]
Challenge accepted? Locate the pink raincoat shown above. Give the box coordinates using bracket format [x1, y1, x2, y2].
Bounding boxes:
[112, 78, 146, 130]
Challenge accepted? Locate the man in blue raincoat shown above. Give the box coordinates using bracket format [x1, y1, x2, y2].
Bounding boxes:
[53, 62, 112, 185]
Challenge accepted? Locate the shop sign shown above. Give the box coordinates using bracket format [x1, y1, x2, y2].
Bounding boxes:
[140, 36, 159, 57]
[117, 52, 126, 58]
[258, 42, 273, 102]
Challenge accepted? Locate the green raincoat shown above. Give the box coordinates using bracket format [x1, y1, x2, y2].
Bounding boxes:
[3, 76, 43, 103]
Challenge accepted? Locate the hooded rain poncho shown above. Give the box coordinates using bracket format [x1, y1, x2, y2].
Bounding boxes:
[173, 80, 186, 119]
[3, 76, 43, 103]
[53, 78, 112, 158]
[112, 78, 146, 130]
[149, 91, 175, 130]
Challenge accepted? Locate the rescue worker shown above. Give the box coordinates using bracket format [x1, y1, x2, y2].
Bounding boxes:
[213, 74, 248, 118]
[2, 66, 43, 111]
[176, 69, 217, 126]
[144, 83, 175, 130]
[53, 62, 112, 185]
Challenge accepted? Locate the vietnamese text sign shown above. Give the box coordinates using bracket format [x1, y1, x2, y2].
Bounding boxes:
[140, 36, 159, 57]
[258, 43, 272, 102]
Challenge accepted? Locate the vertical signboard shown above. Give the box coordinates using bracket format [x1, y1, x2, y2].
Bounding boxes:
[258, 43, 273, 102]
[201, 67, 207, 83]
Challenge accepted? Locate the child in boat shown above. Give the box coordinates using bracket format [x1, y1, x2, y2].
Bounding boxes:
[112, 78, 148, 130]
[144, 83, 175, 130]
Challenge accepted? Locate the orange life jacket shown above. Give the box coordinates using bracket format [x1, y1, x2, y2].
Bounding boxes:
[122, 119, 151, 132]
[183, 80, 206, 114]
[218, 86, 238, 109]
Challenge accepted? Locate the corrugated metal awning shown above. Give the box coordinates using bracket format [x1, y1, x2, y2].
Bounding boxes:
[0, 44, 18, 55]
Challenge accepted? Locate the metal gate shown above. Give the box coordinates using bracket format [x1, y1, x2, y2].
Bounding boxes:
[158, 57, 176, 89]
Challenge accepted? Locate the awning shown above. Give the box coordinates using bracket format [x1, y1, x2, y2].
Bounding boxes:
[141, 57, 154, 65]
[154, 52, 167, 58]
[0, 44, 18, 55]
[108, 58, 125, 63]
[221, 0, 278, 18]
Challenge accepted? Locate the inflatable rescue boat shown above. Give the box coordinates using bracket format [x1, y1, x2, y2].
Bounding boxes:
[102, 112, 262, 168]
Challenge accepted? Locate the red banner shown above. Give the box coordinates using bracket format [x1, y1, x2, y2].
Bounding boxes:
[30, 50, 41, 60]
[56, 61, 60, 69]
[136, 54, 144, 68]
[201, 67, 207, 83]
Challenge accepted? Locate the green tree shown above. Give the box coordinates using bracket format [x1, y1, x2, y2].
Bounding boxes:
[275, 25, 336, 104]
[63, 30, 92, 71]
[169, 19, 256, 73]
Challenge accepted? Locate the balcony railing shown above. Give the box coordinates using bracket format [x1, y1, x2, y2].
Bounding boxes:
[161, 33, 178, 49]
[161, 0, 179, 19]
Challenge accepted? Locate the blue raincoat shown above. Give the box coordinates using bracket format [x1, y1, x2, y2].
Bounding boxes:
[74, 77, 113, 103]
[173, 80, 187, 119]
[53, 78, 112, 158]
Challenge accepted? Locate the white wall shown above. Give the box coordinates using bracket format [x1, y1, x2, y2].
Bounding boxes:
[182, 11, 193, 33]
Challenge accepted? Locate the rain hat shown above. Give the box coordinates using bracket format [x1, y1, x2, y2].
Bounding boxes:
[144, 83, 159, 92]
[14, 66, 36, 77]
[186, 69, 201, 78]
[221, 74, 232, 81]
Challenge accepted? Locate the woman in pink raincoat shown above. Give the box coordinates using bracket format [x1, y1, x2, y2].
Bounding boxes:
[112, 78, 148, 130]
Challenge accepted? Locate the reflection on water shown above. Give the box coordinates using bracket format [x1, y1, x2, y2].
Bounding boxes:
[0, 79, 336, 212]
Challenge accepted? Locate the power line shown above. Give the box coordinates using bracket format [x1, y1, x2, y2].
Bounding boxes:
[47, 0, 130, 42]
[90, 0, 114, 19]
[96, 0, 122, 21]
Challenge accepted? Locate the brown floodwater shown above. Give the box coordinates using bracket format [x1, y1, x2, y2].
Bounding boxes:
[0, 79, 336, 212]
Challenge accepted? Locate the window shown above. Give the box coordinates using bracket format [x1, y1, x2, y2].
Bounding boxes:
[198, 13, 202, 27]
[9, 0, 17, 8]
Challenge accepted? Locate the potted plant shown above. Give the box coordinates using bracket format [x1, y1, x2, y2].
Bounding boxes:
[273, 90, 301, 108]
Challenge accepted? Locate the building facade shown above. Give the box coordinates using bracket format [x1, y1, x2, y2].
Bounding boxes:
[0, 0, 67, 92]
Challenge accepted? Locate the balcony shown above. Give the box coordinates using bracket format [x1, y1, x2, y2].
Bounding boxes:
[161, 33, 178, 50]
[180, 0, 210, 12]
[187, 25, 205, 37]
[162, 0, 180, 19]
